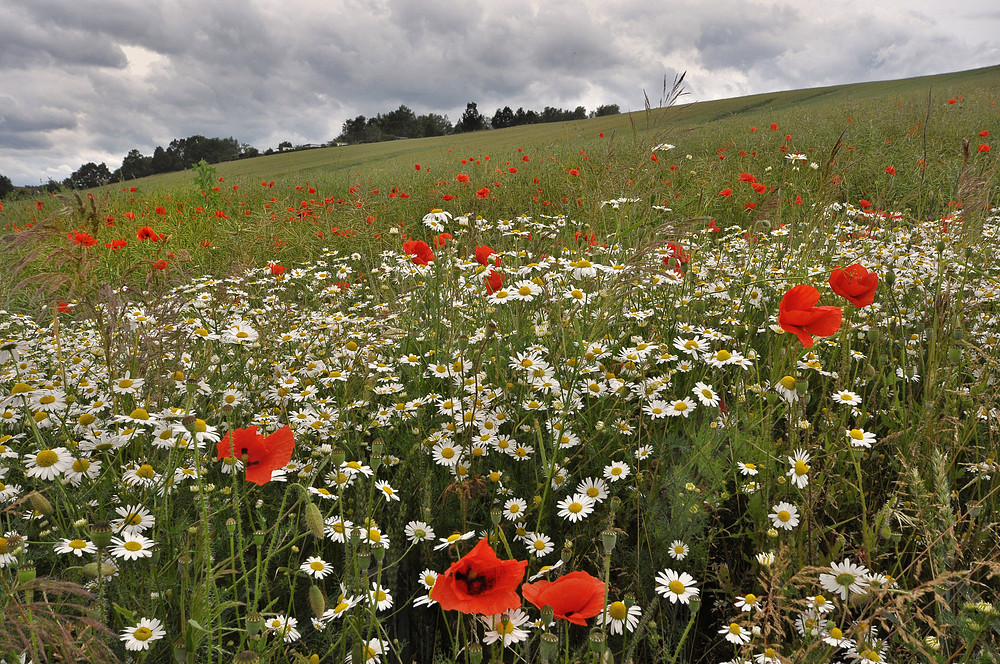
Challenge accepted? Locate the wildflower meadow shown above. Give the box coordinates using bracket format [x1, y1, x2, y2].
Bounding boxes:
[0, 68, 998, 664]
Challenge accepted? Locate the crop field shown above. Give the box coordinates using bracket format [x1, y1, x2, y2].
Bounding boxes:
[0, 65, 997, 663]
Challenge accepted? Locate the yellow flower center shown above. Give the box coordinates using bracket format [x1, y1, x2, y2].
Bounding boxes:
[136, 464, 156, 479]
[118, 379, 133, 389]
[79, 413, 95, 425]
[310, 561, 325, 571]
[72, 458, 91, 473]
[729, 623, 742, 634]
[794, 460, 810, 475]
[0, 537, 7, 554]
[39, 395, 55, 405]
[568, 502, 583, 514]
[744, 593, 757, 604]
[715, 350, 731, 361]
[518, 286, 532, 296]
[368, 529, 381, 543]
[509, 503, 520, 513]
[830, 627, 843, 639]
[674, 401, 688, 411]
[777, 510, 791, 522]
[124, 541, 142, 551]
[36, 449, 59, 467]
[69, 539, 88, 550]
[779, 376, 796, 390]
[849, 429, 865, 440]
[133, 626, 153, 641]
[609, 601, 628, 621]
[684, 340, 698, 349]
[668, 580, 686, 595]
[346, 341, 358, 352]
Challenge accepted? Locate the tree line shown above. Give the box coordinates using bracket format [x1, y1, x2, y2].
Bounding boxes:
[334, 102, 620, 144]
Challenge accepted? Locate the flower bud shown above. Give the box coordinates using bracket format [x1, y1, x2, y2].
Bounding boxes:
[253, 530, 266, 547]
[172, 637, 187, 664]
[331, 447, 346, 466]
[225, 517, 236, 534]
[541, 604, 555, 626]
[589, 630, 606, 653]
[90, 521, 113, 549]
[246, 611, 264, 636]
[304, 502, 325, 539]
[233, 651, 259, 664]
[27, 491, 53, 516]
[540, 632, 559, 662]
[467, 643, 483, 664]
[309, 584, 326, 618]
[601, 529, 617, 555]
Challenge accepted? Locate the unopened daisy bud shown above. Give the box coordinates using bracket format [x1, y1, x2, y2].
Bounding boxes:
[924, 635, 940, 651]
[467, 643, 483, 664]
[540, 631, 559, 662]
[246, 611, 264, 636]
[601, 529, 617, 554]
[767, 527, 779, 538]
[541, 604, 555, 625]
[27, 490, 53, 516]
[589, 630, 606, 653]
[595, 420, 605, 432]
[304, 502, 325, 539]
[172, 637, 187, 664]
[309, 584, 326, 618]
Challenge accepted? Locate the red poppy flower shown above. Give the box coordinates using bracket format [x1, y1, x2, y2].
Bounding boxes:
[105, 239, 127, 250]
[751, 182, 766, 194]
[153, 259, 168, 270]
[456, 174, 470, 183]
[568, 168, 579, 176]
[858, 199, 872, 209]
[770, 123, 778, 130]
[136, 226, 159, 242]
[155, 206, 167, 216]
[68, 230, 97, 247]
[662, 241, 690, 273]
[885, 165, 896, 175]
[402, 240, 435, 265]
[484, 270, 504, 294]
[718, 188, 733, 198]
[475, 245, 497, 266]
[430, 538, 527, 615]
[56, 301, 71, 313]
[476, 186, 490, 199]
[829, 264, 878, 307]
[521, 571, 606, 626]
[434, 232, 453, 248]
[947, 98, 957, 104]
[216, 425, 295, 486]
[269, 263, 285, 275]
[778, 285, 842, 348]
[738, 172, 757, 183]
[978, 144, 991, 153]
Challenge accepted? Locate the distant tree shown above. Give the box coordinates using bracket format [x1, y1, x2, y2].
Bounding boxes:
[43, 179, 62, 193]
[151, 146, 180, 174]
[239, 143, 259, 158]
[572, 105, 587, 120]
[278, 141, 293, 152]
[338, 116, 368, 143]
[419, 113, 452, 137]
[454, 102, 488, 133]
[491, 106, 515, 129]
[120, 149, 153, 180]
[380, 105, 419, 138]
[591, 104, 620, 117]
[69, 162, 113, 189]
[0, 174, 13, 198]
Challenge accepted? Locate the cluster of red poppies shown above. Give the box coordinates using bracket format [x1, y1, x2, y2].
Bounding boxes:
[778, 264, 878, 348]
[432, 538, 605, 624]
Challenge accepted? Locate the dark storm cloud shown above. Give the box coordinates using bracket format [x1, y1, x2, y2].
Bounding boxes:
[0, 0, 997, 186]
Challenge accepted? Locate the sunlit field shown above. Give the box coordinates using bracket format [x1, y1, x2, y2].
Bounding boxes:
[0, 67, 998, 663]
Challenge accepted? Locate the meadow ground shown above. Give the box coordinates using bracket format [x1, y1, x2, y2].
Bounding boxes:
[0, 66, 998, 663]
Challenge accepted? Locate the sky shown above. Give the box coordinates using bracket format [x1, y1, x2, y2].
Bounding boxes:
[1, 0, 998, 186]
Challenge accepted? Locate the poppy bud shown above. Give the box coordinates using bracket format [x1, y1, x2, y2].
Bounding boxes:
[372, 545, 385, 563]
[304, 502, 325, 539]
[589, 630, 607, 653]
[17, 564, 36, 585]
[173, 637, 188, 664]
[540, 604, 555, 625]
[356, 548, 371, 573]
[490, 507, 502, 526]
[253, 530, 265, 547]
[28, 491, 53, 516]
[601, 530, 617, 554]
[226, 517, 236, 534]
[309, 584, 326, 617]
[91, 521, 113, 549]
[467, 643, 483, 664]
[331, 447, 346, 466]
[371, 438, 385, 456]
[246, 611, 264, 636]
[540, 632, 559, 662]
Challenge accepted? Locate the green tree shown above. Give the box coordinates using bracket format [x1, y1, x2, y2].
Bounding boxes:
[591, 104, 620, 117]
[68, 162, 113, 189]
[491, 106, 514, 129]
[0, 173, 14, 198]
[454, 102, 487, 133]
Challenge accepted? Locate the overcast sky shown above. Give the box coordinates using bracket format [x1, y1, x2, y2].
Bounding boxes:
[1, 0, 997, 186]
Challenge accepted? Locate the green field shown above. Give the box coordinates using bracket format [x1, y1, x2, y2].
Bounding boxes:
[0, 65, 997, 664]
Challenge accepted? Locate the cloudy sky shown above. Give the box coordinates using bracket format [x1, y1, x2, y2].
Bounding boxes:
[1, 0, 998, 186]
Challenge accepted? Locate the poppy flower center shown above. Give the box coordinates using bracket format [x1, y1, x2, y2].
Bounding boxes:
[455, 567, 496, 596]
